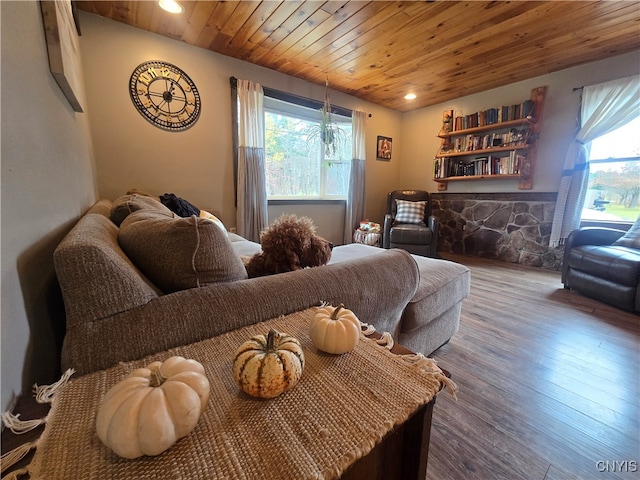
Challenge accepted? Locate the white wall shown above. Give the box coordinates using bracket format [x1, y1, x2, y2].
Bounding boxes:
[1, 1, 97, 410]
[400, 50, 640, 193]
[79, 12, 404, 234]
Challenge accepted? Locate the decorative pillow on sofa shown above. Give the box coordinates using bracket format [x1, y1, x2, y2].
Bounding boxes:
[118, 210, 248, 293]
[110, 193, 172, 226]
[199, 210, 227, 232]
[613, 215, 640, 249]
[395, 199, 427, 225]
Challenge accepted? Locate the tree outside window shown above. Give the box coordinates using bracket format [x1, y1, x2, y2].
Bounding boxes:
[264, 106, 351, 200]
[582, 116, 640, 222]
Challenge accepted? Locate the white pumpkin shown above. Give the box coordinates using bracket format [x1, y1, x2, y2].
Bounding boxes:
[309, 303, 361, 354]
[96, 356, 210, 459]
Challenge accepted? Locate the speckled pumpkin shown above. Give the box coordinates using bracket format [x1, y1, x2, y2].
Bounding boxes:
[233, 329, 305, 399]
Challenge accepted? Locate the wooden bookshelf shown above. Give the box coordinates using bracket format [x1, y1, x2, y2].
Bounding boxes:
[438, 174, 521, 182]
[433, 86, 546, 191]
[436, 144, 530, 158]
[438, 118, 533, 139]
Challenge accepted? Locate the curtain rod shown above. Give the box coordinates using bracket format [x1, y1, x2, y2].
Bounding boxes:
[230, 76, 352, 118]
[573, 86, 583, 91]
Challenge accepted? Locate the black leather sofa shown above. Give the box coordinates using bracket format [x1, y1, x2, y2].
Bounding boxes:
[562, 226, 640, 312]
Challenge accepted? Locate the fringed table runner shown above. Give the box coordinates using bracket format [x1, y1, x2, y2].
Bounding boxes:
[27, 308, 448, 480]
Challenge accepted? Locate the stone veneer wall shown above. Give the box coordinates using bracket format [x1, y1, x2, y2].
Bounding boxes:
[432, 192, 563, 270]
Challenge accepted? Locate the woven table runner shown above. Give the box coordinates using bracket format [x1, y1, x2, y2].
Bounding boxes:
[28, 308, 445, 480]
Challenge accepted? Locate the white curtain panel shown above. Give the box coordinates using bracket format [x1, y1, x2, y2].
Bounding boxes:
[236, 79, 268, 243]
[550, 74, 640, 247]
[343, 110, 367, 244]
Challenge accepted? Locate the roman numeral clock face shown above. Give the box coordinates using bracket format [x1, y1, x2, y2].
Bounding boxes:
[129, 61, 201, 131]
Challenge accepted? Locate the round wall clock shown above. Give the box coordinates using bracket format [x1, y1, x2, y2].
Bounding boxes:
[129, 60, 201, 131]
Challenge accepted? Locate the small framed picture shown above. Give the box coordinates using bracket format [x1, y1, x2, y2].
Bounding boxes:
[376, 136, 392, 161]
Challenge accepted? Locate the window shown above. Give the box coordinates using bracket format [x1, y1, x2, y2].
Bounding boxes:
[264, 97, 352, 200]
[581, 115, 640, 223]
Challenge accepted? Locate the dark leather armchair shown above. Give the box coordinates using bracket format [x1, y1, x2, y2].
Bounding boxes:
[383, 190, 438, 257]
[562, 226, 640, 312]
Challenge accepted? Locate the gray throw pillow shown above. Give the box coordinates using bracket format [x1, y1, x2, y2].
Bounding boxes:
[119, 210, 248, 293]
[110, 193, 171, 226]
[613, 216, 640, 249]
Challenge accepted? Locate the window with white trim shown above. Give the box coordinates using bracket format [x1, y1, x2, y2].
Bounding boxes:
[582, 115, 640, 223]
[264, 97, 352, 200]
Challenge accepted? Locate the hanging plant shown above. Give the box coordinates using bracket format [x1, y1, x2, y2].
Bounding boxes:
[306, 78, 348, 158]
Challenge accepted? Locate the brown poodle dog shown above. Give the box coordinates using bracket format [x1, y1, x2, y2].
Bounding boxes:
[245, 214, 333, 278]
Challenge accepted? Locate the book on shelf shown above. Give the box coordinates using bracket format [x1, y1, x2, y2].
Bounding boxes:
[434, 153, 528, 180]
[452, 98, 535, 132]
[435, 86, 543, 189]
[450, 130, 523, 152]
[522, 99, 535, 118]
[493, 152, 526, 175]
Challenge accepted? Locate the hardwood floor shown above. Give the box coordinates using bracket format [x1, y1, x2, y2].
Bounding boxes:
[427, 254, 639, 480]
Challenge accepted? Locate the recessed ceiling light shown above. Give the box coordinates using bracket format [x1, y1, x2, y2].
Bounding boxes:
[159, 0, 184, 14]
[404, 93, 417, 100]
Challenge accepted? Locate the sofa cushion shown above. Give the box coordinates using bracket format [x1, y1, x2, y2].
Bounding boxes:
[567, 244, 640, 286]
[401, 255, 470, 332]
[613, 216, 640, 249]
[389, 224, 433, 245]
[229, 233, 263, 258]
[329, 243, 470, 331]
[119, 210, 248, 293]
[54, 210, 160, 327]
[110, 193, 171, 226]
[327, 243, 383, 264]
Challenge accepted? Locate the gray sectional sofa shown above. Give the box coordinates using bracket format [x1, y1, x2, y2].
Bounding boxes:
[54, 195, 470, 376]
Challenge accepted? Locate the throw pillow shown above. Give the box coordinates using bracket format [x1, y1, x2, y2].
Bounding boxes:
[199, 209, 227, 232]
[160, 193, 200, 217]
[126, 188, 157, 198]
[395, 199, 427, 224]
[613, 215, 640, 249]
[110, 193, 171, 226]
[118, 210, 248, 293]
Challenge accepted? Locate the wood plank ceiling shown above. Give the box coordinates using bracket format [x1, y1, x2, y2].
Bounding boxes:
[76, 1, 640, 112]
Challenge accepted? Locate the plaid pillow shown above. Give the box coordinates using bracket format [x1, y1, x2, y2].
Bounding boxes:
[613, 215, 640, 249]
[395, 199, 427, 224]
